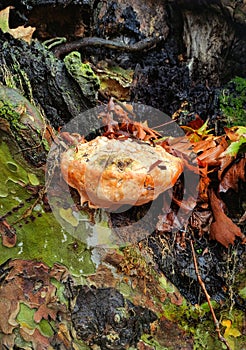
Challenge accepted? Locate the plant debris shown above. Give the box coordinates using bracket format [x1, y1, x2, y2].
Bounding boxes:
[71, 285, 157, 349]
[0, 6, 35, 44]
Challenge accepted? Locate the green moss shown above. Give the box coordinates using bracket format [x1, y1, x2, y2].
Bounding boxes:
[161, 296, 246, 349]
[64, 51, 100, 100]
[0, 98, 23, 130]
[219, 76, 246, 126]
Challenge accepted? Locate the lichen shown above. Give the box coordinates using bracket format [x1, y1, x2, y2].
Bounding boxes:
[0, 141, 95, 277]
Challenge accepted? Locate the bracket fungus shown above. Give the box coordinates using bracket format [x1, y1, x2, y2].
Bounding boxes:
[61, 136, 183, 209]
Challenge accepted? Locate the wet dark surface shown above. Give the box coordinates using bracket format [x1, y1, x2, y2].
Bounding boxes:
[71, 286, 157, 349]
[148, 232, 246, 307]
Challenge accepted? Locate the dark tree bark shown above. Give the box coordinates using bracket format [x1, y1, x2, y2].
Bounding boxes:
[0, 32, 95, 129]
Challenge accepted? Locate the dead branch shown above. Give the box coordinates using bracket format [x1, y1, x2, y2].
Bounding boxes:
[52, 36, 164, 58]
[190, 240, 232, 350]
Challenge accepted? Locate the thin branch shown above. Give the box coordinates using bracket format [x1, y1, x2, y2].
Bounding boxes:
[190, 240, 232, 350]
[52, 36, 164, 58]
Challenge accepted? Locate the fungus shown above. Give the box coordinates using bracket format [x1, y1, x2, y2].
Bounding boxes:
[61, 136, 183, 209]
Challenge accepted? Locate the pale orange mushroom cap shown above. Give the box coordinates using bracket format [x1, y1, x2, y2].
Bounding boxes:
[61, 136, 183, 209]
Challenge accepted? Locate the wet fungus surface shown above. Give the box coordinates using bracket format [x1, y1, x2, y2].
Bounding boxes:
[60, 135, 183, 209]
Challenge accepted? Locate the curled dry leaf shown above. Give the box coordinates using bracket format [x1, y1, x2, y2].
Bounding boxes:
[209, 190, 245, 247]
[196, 137, 228, 167]
[189, 209, 213, 236]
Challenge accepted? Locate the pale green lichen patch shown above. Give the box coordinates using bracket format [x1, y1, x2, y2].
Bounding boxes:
[0, 142, 29, 200]
[0, 141, 95, 277]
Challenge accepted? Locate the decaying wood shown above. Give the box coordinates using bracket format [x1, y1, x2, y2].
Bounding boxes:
[0, 32, 94, 129]
[53, 35, 164, 58]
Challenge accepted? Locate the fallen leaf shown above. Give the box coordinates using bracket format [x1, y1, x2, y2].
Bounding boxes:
[209, 190, 245, 247]
[224, 126, 246, 141]
[219, 158, 246, 193]
[185, 114, 204, 130]
[20, 327, 50, 349]
[0, 6, 35, 44]
[0, 259, 69, 349]
[181, 119, 213, 142]
[87, 264, 118, 288]
[222, 319, 242, 338]
[221, 136, 246, 157]
[9, 25, 36, 44]
[198, 175, 211, 203]
[197, 137, 228, 167]
[189, 209, 213, 236]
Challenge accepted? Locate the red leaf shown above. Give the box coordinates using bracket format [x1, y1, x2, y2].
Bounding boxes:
[186, 114, 204, 130]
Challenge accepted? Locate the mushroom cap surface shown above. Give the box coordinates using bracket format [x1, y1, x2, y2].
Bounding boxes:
[61, 136, 183, 209]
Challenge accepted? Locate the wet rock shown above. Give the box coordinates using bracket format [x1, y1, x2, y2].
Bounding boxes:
[71, 286, 157, 349]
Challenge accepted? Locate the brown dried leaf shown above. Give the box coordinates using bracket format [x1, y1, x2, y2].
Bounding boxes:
[219, 158, 246, 193]
[34, 302, 57, 323]
[197, 137, 228, 167]
[20, 327, 50, 350]
[209, 190, 245, 247]
[198, 175, 211, 203]
[9, 25, 36, 44]
[0, 6, 35, 44]
[87, 264, 118, 288]
[189, 209, 213, 236]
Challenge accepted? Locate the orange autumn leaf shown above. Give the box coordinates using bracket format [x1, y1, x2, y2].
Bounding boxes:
[197, 137, 228, 167]
[209, 190, 245, 247]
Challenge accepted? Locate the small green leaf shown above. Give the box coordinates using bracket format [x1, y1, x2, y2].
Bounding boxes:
[51, 278, 68, 306]
[0, 7, 10, 33]
[239, 286, 246, 299]
[222, 136, 246, 157]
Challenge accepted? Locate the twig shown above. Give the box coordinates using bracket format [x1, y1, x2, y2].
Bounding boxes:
[12, 186, 46, 225]
[52, 36, 164, 58]
[190, 240, 232, 350]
